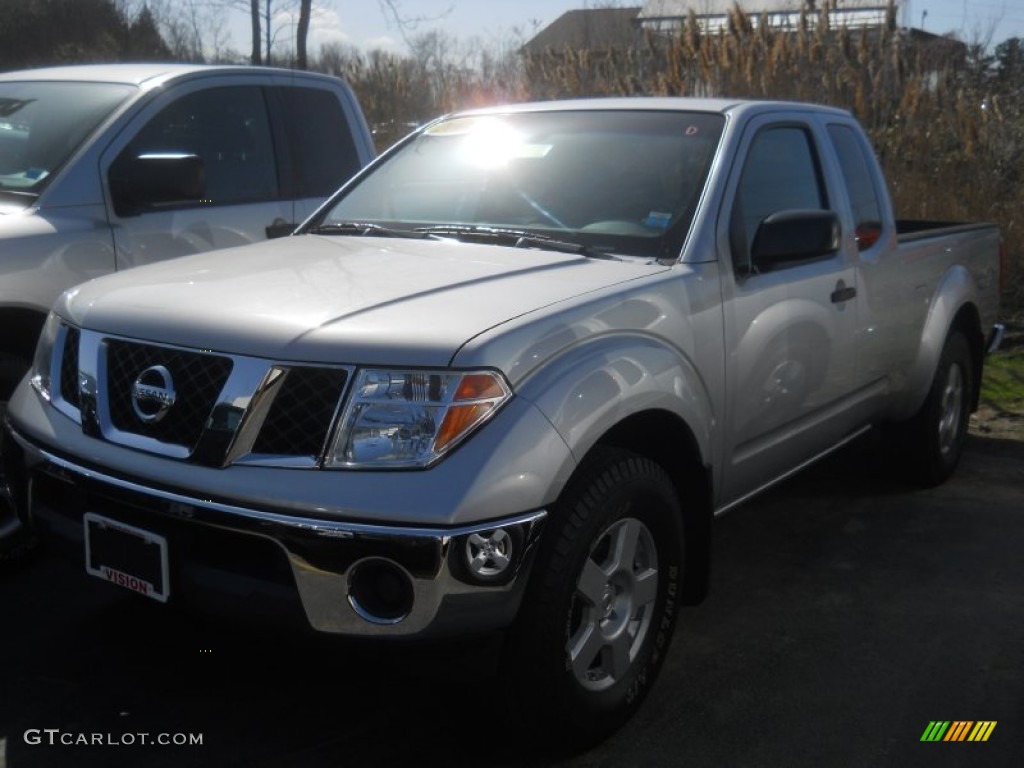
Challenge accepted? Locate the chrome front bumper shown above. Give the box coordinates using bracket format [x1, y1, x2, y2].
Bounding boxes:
[7, 425, 546, 637]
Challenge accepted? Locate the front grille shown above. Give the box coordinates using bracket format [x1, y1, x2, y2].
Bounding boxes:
[59, 326, 81, 408]
[252, 366, 348, 456]
[106, 340, 232, 449]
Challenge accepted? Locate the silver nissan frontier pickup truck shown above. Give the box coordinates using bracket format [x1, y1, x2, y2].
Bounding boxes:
[1, 98, 1004, 745]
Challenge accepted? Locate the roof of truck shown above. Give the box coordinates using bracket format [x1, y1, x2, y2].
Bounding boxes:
[453, 97, 853, 120]
[0, 62, 340, 88]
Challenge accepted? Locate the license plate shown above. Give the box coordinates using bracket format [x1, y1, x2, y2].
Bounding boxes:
[84, 513, 169, 602]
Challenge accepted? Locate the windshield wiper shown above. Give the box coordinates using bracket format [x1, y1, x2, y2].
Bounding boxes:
[0, 188, 39, 202]
[308, 221, 438, 240]
[414, 225, 618, 260]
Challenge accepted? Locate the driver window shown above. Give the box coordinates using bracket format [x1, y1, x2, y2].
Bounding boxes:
[114, 86, 279, 208]
[731, 126, 827, 268]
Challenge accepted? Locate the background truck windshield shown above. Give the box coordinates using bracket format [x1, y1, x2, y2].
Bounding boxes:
[0, 81, 134, 195]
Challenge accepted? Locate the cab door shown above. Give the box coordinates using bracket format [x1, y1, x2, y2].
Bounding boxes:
[103, 80, 292, 270]
[718, 117, 862, 506]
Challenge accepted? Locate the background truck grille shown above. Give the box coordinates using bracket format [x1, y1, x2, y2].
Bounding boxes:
[252, 366, 348, 457]
[106, 340, 233, 449]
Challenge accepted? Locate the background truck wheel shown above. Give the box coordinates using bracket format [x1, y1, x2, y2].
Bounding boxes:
[888, 330, 974, 487]
[0, 479, 38, 575]
[505, 448, 683, 750]
[0, 352, 30, 403]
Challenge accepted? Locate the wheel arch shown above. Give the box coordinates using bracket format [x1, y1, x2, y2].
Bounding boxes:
[0, 306, 48, 399]
[577, 409, 713, 606]
[514, 334, 717, 606]
[947, 303, 984, 412]
[895, 265, 985, 420]
[0, 306, 48, 361]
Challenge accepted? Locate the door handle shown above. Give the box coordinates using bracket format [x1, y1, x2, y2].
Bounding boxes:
[265, 220, 297, 239]
[831, 283, 856, 303]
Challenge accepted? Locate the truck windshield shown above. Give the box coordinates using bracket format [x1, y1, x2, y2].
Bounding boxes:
[0, 81, 135, 196]
[318, 110, 725, 260]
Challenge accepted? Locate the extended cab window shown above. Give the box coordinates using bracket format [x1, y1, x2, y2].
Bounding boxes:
[111, 86, 278, 212]
[828, 124, 884, 250]
[276, 86, 360, 198]
[732, 126, 828, 268]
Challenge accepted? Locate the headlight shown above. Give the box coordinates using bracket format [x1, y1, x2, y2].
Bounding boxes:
[326, 369, 511, 468]
[29, 312, 62, 401]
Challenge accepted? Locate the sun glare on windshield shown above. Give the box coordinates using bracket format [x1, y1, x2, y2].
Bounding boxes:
[428, 116, 551, 169]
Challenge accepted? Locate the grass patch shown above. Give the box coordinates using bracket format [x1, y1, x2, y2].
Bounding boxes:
[980, 349, 1024, 416]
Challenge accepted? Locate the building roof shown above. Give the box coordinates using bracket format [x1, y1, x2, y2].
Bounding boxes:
[637, 1, 896, 34]
[522, 7, 642, 54]
[638, 0, 887, 17]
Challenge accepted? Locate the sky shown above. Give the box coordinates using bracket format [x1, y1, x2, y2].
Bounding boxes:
[225, 0, 1024, 59]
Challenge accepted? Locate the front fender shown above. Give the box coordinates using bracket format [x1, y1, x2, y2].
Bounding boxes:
[0, 207, 116, 315]
[515, 333, 715, 482]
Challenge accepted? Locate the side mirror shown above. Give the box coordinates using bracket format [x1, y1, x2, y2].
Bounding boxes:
[109, 152, 206, 217]
[751, 210, 841, 271]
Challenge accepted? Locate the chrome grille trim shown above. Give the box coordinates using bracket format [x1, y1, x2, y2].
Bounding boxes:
[52, 328, 355, 467]
[51, 323, 84, 425]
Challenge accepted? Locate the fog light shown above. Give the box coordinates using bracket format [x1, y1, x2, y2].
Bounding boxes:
[347, 558, 414, 624]
[465, 528, 513, 579]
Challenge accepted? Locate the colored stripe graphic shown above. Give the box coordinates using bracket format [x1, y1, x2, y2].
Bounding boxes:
[944, 722, 972, 741]
[920, 721, 996, 742]
[921, 722, 950, 741]
[968, 722, 997, 742]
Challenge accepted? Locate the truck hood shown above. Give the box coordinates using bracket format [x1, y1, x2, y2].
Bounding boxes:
[0, 199, 32, 215]
[60, 234, 669, 366]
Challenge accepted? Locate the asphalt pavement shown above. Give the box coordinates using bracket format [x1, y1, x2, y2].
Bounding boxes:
[1, 430, 1022, 768]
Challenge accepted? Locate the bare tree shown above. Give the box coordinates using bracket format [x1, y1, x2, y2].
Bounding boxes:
[250, 0, 262, 64]
[296, 0, 311, 69]
[378, 0, 453, 49]
[222, 0, 297, 66]
[128, 0, 233, 61]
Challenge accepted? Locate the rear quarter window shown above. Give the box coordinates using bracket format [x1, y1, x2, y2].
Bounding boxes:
[277, 87, 361, 198]
[827, 124, 884, 250]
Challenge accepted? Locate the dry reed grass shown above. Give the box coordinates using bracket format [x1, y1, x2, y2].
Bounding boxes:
[314, 6, 1023, 308]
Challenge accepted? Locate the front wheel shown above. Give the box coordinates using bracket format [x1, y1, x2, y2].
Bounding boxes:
[888, 330, 974, 487]
[504, 448, 683, 749]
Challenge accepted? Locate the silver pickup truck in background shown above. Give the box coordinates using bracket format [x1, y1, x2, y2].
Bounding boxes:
[0, 63, 376, 398]
[1, 98, 1003, 746]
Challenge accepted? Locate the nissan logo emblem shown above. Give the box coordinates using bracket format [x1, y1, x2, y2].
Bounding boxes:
[131, 365, 176, 423]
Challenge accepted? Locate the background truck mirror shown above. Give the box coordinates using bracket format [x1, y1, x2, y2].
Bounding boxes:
[109, 152, 206, 217]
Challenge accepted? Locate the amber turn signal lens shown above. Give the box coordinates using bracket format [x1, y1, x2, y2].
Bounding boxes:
[435, 403, 493, 453]
[454, 373, 507, 401]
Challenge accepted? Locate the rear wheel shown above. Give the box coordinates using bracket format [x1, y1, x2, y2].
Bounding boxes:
[505, 448, 683, 750]
[889, 330, 974, 487]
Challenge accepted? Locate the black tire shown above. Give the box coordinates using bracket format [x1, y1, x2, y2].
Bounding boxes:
[0, 486, 39, 575]
[1, 394, 40, 572]
[889, 330, 974, 487]
[0, 352, 30, 402]
[504, 448, 684, 751]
